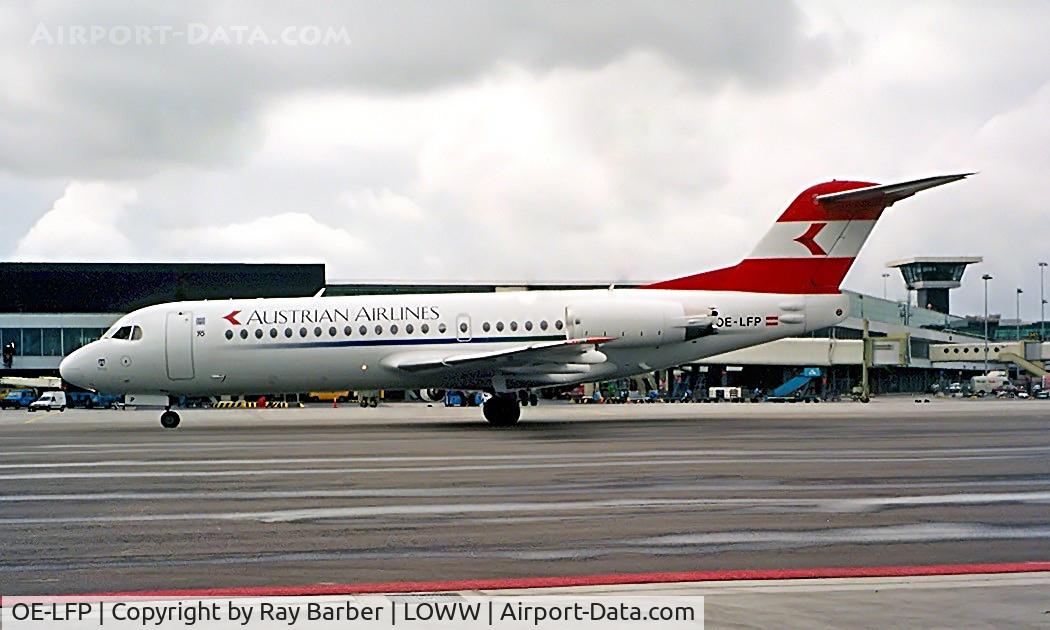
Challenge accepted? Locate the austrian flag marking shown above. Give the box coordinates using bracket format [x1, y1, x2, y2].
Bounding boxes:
[793, 222, 828, 256]
[765, 315, 779, 326]
[222, 310, 242, 326]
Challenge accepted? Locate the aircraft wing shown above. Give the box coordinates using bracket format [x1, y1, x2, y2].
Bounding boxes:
[815, 173, 974, 208]
[383, 336, 615, 372]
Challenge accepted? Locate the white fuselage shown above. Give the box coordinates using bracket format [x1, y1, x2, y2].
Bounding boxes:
[60, 289, 849, 397]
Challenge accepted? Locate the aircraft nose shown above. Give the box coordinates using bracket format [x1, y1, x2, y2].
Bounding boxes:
[59, 347, 88, 387]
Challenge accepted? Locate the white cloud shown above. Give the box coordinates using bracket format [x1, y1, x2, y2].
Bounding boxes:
[12, 181, 137, 261]
[4, 2, 1050, 318]
[167, 213, 372, 265]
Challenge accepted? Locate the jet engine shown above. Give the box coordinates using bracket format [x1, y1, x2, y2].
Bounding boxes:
[565, 300, 691, 348]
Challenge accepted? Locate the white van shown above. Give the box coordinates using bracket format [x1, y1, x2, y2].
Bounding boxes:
[28, 391, 67, 412]
[971, 371, 1008, 396]
[708, 386, 743, 402]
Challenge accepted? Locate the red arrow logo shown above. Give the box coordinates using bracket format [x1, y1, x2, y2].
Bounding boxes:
[793, 222, 828, 256]
[222, 310, 242, 326]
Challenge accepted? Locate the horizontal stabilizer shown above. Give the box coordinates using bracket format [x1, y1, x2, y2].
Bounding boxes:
[816, 173, 974, 208]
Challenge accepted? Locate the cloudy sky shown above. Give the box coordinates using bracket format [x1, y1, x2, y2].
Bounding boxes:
[2, 1, 1048, 317]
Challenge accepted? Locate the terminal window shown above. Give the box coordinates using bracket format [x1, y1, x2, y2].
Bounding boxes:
[0, 328, 107, 357]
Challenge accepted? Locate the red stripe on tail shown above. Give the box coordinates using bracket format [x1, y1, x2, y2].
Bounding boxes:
[646, 257, 856, 293]
[777, 180, 880, 222]
[646, 180, 878, 293]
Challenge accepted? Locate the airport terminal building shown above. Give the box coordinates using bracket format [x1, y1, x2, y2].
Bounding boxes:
[0, 263, 324, 373]
[2, 261, 1047, 395]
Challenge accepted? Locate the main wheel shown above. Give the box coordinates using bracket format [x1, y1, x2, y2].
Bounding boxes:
[483, 395, 521, 426]
[160, 410, 181, 429]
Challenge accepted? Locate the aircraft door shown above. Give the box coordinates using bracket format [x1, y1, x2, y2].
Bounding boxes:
[455, 313, 472, 342]
[165, 311, 195, 380]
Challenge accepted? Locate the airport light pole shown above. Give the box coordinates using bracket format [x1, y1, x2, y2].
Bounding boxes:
[1040, 262, 1047, 340]
[1016, 288, 1023, 341]
[982, 273, 992, 374]
[881, 272, 890, 299]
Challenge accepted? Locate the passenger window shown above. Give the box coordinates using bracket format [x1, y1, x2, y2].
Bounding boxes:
[329, 326, 337, 337]
[421, 323, 430, 334]
[555, 320, 564, 330]
[284, 328, 293, 338]
[439, 323, 447, 334]
[254, 329, 263, 339]
[510, 321, 518, 332]
[360, 325, 368, 336]
[406, 324, 414, 334]
[270, 328, 278, 338]
[240, 329, 249, 340]
[344, 326, 352, 336]
[540, 320, 549, 331]
[483, 322, 491, 332]
[299, 327, 308, 338]
[496, 321, 504, 332]
[375, 325, 383, 335]
[525, 321, 533, 331]
[225, 330, 234, 340]
[459, 322, 468, 333]
[390, 324, 399, 334]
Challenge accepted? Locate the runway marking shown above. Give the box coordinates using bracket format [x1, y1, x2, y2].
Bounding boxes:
[0, 498, 785, 524]
[2, 494, 1050, 525]
[3, 445, 1048, 462]
[3, 481, 1049, 503]
[55, 563, 1050, 598]
[0, 453, 1041, 480]
[636, 522, 1050, 547]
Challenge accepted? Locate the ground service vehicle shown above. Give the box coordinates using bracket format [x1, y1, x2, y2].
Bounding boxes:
[27, 390, 67, 412]
[0, 389, 37, 409]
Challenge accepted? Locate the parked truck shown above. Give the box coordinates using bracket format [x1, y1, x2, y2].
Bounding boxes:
[0, 389, 37, 409]
[971, 371, 1009, 396]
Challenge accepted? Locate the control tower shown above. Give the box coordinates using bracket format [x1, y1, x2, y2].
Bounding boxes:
[887, 257, 982, 314]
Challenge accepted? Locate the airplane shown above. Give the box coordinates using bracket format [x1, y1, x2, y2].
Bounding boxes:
[59, 174, 971, 429]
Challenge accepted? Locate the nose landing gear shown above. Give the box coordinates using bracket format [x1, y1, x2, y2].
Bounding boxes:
[160, 409, 181, 429]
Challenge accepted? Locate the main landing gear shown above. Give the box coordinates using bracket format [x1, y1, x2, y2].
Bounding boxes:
[482, 393, 521, 426]
[160, 409, 181, 429]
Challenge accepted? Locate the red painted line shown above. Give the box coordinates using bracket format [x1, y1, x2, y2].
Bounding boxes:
[16, 562, 1050, 601]
[643, 257, 855, 293]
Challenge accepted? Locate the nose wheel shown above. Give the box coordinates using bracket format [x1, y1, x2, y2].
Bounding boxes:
[160, 410, 181, 429]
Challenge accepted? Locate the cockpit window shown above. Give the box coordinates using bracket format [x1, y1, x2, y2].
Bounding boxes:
[109, 325, 143, 341]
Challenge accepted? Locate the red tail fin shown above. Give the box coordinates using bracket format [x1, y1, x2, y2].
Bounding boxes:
[645, 174, 971, 294]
